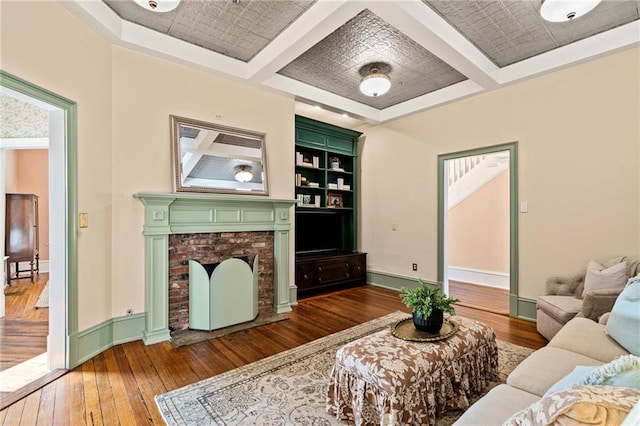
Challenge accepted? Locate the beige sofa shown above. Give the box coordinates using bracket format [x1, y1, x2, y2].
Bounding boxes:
[454, 316, 630, 425]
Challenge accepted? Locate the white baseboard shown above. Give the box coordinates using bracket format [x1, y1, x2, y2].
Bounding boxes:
[448, 266, 509, 289]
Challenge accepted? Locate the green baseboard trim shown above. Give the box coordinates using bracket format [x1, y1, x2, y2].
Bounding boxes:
[516, 297, 537, 322]
[367, 270, 441, 292]
[70, 313, 145, 366]
[113, 313, 146, 345]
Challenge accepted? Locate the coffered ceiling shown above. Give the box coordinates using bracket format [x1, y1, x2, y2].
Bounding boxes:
[63, 0, 640, 123]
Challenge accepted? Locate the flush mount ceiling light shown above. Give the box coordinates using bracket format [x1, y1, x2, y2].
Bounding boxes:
[540, 0, 601, 22]
[134, 0, 180, 12]
[235, 165, 253, 183]
[359, 63, 391, 97]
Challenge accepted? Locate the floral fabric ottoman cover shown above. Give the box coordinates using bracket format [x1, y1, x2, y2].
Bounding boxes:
[326, 316, 498, 425]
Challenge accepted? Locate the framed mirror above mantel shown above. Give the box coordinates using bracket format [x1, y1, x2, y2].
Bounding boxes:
[171, 115, 269, 195]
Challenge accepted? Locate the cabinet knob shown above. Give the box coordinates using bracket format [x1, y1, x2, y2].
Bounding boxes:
[318, 266, 323, 271]
[318, 277, 323, 282]
[303, 274, 308, 279]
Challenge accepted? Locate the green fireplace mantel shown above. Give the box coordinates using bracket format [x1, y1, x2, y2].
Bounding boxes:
[134, 192, 296, 345]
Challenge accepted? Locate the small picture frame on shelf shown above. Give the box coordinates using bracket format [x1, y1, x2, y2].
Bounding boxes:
[327, 193, 343, 208]
[302, 194, 312, 205]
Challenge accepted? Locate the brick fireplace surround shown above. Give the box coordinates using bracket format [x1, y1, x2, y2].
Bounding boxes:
[168, 231, 274, 331]
[135, 192, 296, 345]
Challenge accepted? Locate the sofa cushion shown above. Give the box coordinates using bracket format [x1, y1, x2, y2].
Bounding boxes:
[583, 260, 628, 298]
[536, 295, 583, 323]
[606, 279, 640, 355]
[507, 347, 602, 396]
[504, 385, 640, 426]
[549, 317, 629, 362]
[452, 384, 539, 426]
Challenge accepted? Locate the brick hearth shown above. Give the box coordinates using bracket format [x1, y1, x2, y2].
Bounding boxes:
[168, 231, 274, 331]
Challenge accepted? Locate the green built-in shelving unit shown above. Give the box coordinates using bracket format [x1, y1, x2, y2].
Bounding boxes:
[294, 115, 362, 253]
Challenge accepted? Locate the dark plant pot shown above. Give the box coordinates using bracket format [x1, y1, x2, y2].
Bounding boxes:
[413, 309, 444, 333]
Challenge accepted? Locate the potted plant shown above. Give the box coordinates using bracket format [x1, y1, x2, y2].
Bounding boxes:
[400, 279, 459, 333]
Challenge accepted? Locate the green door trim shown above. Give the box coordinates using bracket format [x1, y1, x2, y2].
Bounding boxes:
[437, 142, 519, 318]
[1, 70, 78, 367]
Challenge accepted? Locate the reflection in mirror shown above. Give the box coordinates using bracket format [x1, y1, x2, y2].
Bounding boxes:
[171, 115, 268, 195]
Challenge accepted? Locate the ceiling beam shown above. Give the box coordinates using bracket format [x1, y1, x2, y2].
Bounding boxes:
[262, 74, 382, 123]
[368, 1, 500, 90]
[247, 0, 365, 83]
[497, 20, 640, 84]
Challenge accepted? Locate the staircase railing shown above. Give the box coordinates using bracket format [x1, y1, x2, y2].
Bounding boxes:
[448, 155, 485, 187]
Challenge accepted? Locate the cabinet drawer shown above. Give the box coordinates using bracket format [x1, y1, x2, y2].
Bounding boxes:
[351, 255, 366, 279]
[316, 259, 351, 285]
[295, 262, 315, 289]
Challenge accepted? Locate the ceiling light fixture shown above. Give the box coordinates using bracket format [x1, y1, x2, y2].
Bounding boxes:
[235, 165, 253, 183]
[359, 63, 391, 97]
[134, 0, 180, 12]
[540, 0, 601, 22]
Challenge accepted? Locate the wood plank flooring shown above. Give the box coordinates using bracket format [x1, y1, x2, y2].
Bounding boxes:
[449, 280, 510, 315]
[0, 274, 49, 372]
[0, 284, 547, 425]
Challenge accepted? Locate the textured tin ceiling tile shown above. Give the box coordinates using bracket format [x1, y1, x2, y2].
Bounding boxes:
[278, 9, 467, 110]
[424, 0, 640, 67]
[103, 0, 316, 62]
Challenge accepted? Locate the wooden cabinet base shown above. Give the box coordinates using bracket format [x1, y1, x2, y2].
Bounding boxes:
[296, 252, 366, 298]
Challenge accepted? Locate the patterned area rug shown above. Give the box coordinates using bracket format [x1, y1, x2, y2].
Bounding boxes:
[155, 311, 534, 425]
[35, 281, 49, 309]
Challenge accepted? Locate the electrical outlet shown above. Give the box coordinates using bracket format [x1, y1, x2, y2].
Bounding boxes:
[126, 309, 133, 316]
[412, 263, 418, 271]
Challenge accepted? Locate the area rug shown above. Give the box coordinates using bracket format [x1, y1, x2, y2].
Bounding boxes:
[35, 281, 49, 309]
[155, 311, 534, 425]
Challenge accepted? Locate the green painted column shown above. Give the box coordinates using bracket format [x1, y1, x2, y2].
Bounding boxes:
[137, 196, 174, 345]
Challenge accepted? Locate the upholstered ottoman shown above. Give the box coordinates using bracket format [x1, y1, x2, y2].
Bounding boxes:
[326, 316, 498, 425]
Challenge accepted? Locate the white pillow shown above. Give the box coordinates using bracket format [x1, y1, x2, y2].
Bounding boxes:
[606, 280, 640, 355]
[583, 260, 627, 297]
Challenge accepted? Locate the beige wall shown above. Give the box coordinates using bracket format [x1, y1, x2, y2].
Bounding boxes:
[359, 48, 639, 299]
[4, 149, 50, 262]
[110, 47, 295, 317]
[448, 169, 509, 274]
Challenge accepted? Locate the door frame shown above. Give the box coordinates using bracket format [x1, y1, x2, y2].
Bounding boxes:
[1, 70, 78, 369]
[437, 142, 519, 317]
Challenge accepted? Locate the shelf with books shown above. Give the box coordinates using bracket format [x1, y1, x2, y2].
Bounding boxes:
[294, 115, 364, 296]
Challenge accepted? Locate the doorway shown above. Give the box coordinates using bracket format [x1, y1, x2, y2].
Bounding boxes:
[0, 70, 77, 397]
[437, 142, 518, 317]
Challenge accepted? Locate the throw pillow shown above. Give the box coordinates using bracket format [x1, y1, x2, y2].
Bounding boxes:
[582, 260, 627, 298]
[543, 356, 640, 398]
[582, 355, 640, 388]
[504, 385, 640, 426]
[606, 280, 640, 355]
[543, 366, 596, 397]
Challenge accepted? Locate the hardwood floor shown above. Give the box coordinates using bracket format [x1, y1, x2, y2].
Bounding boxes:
[0, 284, 547, 425]
[0, 274, 49, 372]
[449, 280, 510, 315]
